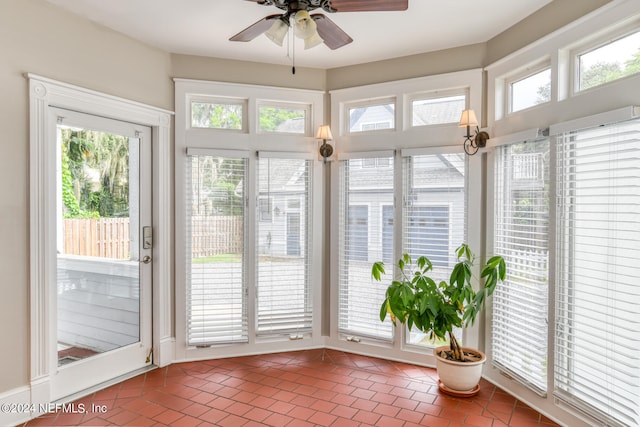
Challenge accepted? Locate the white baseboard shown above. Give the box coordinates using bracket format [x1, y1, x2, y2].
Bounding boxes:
[0, 385, 34, 426]
[156, 337, 175, 367]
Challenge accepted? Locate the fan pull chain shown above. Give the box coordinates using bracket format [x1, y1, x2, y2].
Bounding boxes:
[292, 35, 296, 75]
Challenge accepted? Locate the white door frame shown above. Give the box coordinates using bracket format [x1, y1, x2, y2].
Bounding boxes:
[28, 74, 173, 412]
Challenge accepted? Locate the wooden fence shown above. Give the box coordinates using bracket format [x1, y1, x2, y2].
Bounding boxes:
[191, 216, 243, 257]
[64, 218, 130, 259]
[64, 216, 243, 259]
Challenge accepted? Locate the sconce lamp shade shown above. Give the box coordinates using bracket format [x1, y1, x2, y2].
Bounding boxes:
[316, 125, 333, 140]
[459, 109, 489, 155]
[265, 19, 289, 46]
[317, 125, 334, 163]
[459, 109, 479, 128]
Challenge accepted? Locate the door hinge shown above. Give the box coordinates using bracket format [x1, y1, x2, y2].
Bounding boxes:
[145, 348, 153, 364]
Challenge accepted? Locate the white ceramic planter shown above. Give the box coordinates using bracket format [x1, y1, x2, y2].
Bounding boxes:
[434, 346, 486, 392]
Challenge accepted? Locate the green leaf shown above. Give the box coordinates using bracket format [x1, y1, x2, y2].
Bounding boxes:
[371, 261, 385, 281]
[380, 300, 389, 322]
[450, 263, 463, 287]
[428, 298, 439, 316]
[403, 253, 411, 265]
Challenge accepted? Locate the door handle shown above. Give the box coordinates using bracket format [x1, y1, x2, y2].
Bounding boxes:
[141, 255, 152, 264]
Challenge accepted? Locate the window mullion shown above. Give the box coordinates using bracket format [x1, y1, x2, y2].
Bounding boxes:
[246, 154, 257, 343]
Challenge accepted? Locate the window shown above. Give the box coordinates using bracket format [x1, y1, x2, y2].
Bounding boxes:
[186, 153, 248, 346]
[554, 118, 640, 427]
[411, 94, 466, 127]
[256, 157, 312, 336]
[338, 155, 395, 340]
[577, 30, 640, 92]
[347, 99, 395, 133]
[257, 103, 309, 134]
[510, 68, 551, 113]
[493, 139, 550, 395]
[191, 99, 246, 130]
[402, 151, 466, 347]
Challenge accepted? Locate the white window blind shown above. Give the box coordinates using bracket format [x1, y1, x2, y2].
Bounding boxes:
[555, 118, 640, 427]
[493, 139, 549, 395]
[256, 157, 312, 336]
[186, 154, 248, 346]
[338, 155, 394, 340]
[402, 152, 467, 347]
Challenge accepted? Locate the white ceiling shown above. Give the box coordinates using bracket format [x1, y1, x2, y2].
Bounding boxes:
[45, 0, 553, 69]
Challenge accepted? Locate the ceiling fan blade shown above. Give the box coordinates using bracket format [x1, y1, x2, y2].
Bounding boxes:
[329, 0, 408, 12]
[312, 14, 353, 50]
[230, 14, 282, 42]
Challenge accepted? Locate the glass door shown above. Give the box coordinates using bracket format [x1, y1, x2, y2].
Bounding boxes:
[51, 109, 152, 401]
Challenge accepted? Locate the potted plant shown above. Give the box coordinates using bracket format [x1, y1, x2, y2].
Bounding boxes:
[371, 244, 506, 396]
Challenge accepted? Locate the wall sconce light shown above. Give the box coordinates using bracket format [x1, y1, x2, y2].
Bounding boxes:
[316, 125, 334, 163]
[459, 109, 489, 155]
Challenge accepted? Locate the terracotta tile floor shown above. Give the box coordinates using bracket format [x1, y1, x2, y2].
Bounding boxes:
[22, 349, 561, 426]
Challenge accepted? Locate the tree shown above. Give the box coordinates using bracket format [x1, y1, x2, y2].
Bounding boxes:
[536, 82, 551, 105]
[258, 107, 304, 132]
[60, 128, 130, 218]
[580, 61, 622, 90]
[191, 102, 243, 129]
[622, 49, 640, 76]
[208, 158, 245, 216]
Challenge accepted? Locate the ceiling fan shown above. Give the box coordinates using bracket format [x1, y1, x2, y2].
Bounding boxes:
[230, 0, 409, 50]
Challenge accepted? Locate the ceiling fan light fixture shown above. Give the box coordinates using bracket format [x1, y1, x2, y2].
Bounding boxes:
[293, 10, 323, 49]
[265, 18, 289, 46]
[303, 31, 323, 49]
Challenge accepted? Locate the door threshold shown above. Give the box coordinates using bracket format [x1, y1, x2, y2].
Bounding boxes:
[52, 364, 157, 405]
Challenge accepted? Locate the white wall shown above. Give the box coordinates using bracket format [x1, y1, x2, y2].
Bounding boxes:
[0, 0, 173, 395]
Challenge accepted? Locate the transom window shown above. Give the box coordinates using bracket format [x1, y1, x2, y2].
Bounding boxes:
[190, 98, 247, 131]
[509, 68, 551, 113]
[257, 102, 310, 135]
[347, 98, 396, 133]
[576, 29, 640, 92]
[410, 93, 466, 127]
